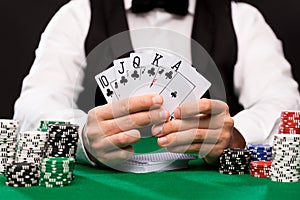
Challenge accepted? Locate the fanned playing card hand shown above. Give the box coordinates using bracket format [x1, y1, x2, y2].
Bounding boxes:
[95, 50, 211, 115]
[94, 50, 211, 173]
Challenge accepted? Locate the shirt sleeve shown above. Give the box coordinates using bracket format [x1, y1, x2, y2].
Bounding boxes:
[13, 0, 95, 165]
[231, 3, 300, 144]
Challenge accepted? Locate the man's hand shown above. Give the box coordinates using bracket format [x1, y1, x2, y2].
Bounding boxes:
[83, 94, 169, 167]
[152, 98, 242, 165]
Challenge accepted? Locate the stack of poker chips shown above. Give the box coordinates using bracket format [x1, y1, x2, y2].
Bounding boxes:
[45, 124, 79, 158]
[278, 111, 300, 134]
[270, 111, 300, 182]
[15, 131, 48, 165]
[39, 120, 70, 132]
[0, 120, 19, 174]
[249, 161, 272, 178]
[219, 148, 251, 175]
[39, 157, 75, 187]
[247, 144, 272, 161]
[270, 134, 300, 182]
[5, 162, 39, 187]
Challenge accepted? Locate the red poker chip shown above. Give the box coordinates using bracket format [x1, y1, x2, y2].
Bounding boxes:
[250, 171, 269, 175]
[279, 123, 300, 126]
[250, 161, 272, 168]
[281, 111, 300, 115]
[250, 171, 270, 178]
[279, 124, 300, 128]
[250, 174, 269, 178]
[278, 131, 300, 134]
[250, 169, 270, 172]
[281, 120, 300, 123]
[250, 168, 270, 171]
[278, 129, 300, 132]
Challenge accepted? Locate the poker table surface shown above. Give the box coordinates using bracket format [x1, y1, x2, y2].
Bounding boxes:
[1, 139, 300, 200]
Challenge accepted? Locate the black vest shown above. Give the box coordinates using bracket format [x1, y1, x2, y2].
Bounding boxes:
[85, 0, 244, 115]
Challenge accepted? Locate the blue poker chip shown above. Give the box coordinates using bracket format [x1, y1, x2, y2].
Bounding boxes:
[251, 157, 272, 161]
[251, 153, 272, 157]
[247, 144, 272, 150]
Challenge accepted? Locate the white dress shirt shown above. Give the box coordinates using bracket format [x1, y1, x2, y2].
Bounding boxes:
[14, 0, 300, 165]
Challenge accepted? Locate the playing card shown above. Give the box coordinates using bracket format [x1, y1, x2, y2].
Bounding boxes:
[114, 57, 145, 99]
[113, 152, 197, 173]
[94, 66, 120, 102]
[159, 61, 211, 115]
[124, 51, 177, 97]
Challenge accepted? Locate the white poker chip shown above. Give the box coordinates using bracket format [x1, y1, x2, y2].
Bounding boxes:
[270, 130, 300, 182]
[0, 120, 18, 174]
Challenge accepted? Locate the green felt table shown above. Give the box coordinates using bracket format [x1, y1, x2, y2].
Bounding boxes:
[1, 138, 300, 200]
[1, 159, 300, 200]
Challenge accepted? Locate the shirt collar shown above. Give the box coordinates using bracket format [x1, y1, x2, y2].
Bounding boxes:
[124, 0, 196, 15]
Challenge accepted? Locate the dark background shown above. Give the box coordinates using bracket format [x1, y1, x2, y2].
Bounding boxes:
[0, 0, 300, 118]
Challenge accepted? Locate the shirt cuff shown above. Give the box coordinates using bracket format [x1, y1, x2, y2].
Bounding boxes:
[232, 109, 279, 145]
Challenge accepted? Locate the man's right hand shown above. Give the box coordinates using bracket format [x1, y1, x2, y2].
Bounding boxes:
[83, 94, 169, 167]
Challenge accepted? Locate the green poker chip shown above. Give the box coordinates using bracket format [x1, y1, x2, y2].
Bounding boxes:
[40, 157, 75, 162]
[39, 157, 75, 187]
[38, 120, 70, 132]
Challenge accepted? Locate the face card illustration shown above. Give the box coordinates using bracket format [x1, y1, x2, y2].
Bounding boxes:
[95, 66, 120, 102]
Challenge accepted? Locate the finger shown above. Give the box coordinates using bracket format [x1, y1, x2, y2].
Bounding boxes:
[96, 94, 163, 120]
[152, 114, 226, 137]
[97, 146, 134, 167]
[157, 129, 222, 147]
[166, 143, 222, 160]
[174, 98, 229, 119]
[100, 129, 141, 151]
[100, 108, 169, 135]
[199, 144, 225, 165]
[166, 143, 201, 154]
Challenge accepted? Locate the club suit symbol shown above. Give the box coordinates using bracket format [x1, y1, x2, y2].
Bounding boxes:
[106, 89, 113, 97]
[120, 76, 128, 85]
[171, 91, 177, 98]
[165, 71, 173, 79]
[148, 68, 155, 76]
[131, 70, 139, 80]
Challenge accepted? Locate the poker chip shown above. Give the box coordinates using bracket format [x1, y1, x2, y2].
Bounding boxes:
[39, 157, 75, 187]
[270, 111, 300, 182]
[249, 161, 272, 178]
[247, 144, 272, 161]
[0, 119, 19, 174]
[5, 162, 39, 187]
[219, 148, 251, 175]
[278, 111, 300, 134]
[39, 120, 70, 132]
[15, 131, 48, 165]
[44, 124, 79, 158]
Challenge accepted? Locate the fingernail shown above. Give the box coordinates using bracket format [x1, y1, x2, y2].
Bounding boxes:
[152, 95, 162, 104]
[160, 109, 168, 119]
[158, 137, 168, 145]
[152, 124, 163, 135]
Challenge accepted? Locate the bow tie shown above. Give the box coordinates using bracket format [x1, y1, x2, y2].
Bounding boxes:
[131, 0, 189, 16]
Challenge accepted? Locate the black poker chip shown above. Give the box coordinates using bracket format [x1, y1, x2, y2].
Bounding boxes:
[5, 162, 39, 187]
[45, 124, 79, 159]
[219, 148, 251, 175]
